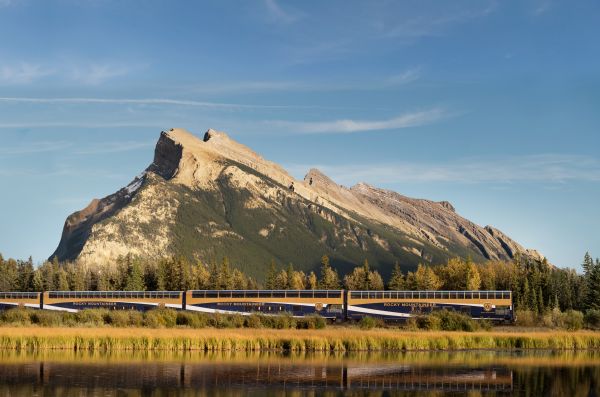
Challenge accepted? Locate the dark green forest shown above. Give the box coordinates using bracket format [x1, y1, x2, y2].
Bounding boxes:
[0, 251, 599, 327]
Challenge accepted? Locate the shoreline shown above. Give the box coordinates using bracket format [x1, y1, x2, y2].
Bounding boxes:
[1, 327, 599, 352]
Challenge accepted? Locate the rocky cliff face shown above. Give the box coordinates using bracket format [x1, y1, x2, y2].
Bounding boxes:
[51, 128, 545, 278]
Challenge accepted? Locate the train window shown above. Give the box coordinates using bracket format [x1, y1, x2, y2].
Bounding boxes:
[245, 291, 258, 298]
[482, 291, 489, 300]
[465, 292, 472, 299]
[349, 292, 360, 299]
[192, 291, 205, 299]
[257, 291, 271, 298]
[231, 291, 245, 298]
[219, 291, 231, 299]
[314, 292, 328, 299]
[449, 292, 456, 299]
[426, 292, 433, 299]
[205, 291, 218, 299]
[503, 292, 510, 299]
[286, 291, 299, 298]
[272, 291, 285, 298]
[300, 291, 313, 299]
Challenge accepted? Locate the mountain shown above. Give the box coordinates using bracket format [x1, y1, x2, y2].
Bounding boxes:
[51, 128, 545, 279]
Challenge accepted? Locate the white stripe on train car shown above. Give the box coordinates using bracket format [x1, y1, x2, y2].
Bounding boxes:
[41, 304, 78, 313]
[347, 305, 411, 318]
[184, 305, 252, 315]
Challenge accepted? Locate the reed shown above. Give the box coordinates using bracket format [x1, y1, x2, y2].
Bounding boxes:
[0, 327, 599, 352]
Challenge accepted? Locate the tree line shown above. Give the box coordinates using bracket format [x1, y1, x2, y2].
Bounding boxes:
[0, 251, 598, 314]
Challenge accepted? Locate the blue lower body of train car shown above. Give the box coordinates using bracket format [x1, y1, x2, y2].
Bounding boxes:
[185, 301, 345, 320]
[347, 302, 513, 322]
[42, 301, 182, 312]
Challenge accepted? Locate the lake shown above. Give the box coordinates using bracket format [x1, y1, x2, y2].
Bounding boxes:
[0, 349, 598, 396]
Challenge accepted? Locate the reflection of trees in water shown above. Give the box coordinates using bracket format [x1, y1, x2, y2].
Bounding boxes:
[0, 352, 598, 396]
[514, 366, 600, 397]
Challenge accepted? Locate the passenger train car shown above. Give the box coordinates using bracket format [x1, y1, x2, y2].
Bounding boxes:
[185, 290, 345, 320]
[41, 291, 183, 312]
[0, 292, 41, 310]
[347, 290, 513, 322]
[0, 289, 514, 322]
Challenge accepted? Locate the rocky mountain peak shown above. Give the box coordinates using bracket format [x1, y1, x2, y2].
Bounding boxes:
[51, 127, 548, 273]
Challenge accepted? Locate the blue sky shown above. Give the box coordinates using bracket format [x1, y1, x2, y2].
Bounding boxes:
[0, 0, 598, 269]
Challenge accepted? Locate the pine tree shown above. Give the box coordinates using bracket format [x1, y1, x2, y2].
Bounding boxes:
[125, 259, 145, 291]
[362, 259, 371, 290]
[585, 257, 600, 310]
[265, 260, 277, 289]
[388, 262, 405, 290]
[318, 255, 340, 289]
[17, 257, 35, 291]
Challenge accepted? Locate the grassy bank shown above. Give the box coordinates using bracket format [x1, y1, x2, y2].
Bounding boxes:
[1, 327, 599, 352]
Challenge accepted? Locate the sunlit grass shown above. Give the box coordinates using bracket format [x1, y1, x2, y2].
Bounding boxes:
[0, 327, 599, 352]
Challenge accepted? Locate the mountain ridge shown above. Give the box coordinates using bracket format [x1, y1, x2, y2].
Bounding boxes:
[51, 128, 545, 278]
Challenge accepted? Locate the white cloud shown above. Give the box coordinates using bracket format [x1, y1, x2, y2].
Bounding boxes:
[70, 64, 133, 85]
[387, 68, 421, 85]
[267, 108, 446, 134]
[264, 0, 302, 24]
[0, 96, 296, 109]
[0, 63, 54, 84]
[287, 154, 600, 185]
[74, 140, 155, 154]
[382, 2, 497, 39]
[0, 141, 72, 156]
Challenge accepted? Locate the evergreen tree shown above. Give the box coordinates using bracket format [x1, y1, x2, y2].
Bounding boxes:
[318, 255, 340, 289]
[265, 260, 277, 289]
[585, 257, 600, 310]
[388, 262, 405, 290]
[207, 259, 220, 290]
[124, 259, 145, 291]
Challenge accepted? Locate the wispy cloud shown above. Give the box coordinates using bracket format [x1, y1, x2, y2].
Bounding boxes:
[0, 63, 54, 84]
[382, 2, 497, 39]
[74, 140, 155, 154]
[288, 154, 600, 185]
[0, 141, 72, 156]
[0, 96, 307, 109]
[264, 0, 303, 24]
[266, 108, 446, 134]
[70, 63, 135, 85]
[186, 70, 421, 94]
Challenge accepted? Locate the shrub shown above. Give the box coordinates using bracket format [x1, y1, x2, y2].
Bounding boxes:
[584, 310, 600, 330]
[176, 311, 209, 328]
[143, 309, 177, 328]
[0, 308, 32, 325]
[30, 311, 63, 327]
[359, 316, 383, 330]
[515, 309, 538, 327]
[428, 310, 479, 332]
[244, 314, 263, 328]
[297, 315, 326, 329]
[76, 309, 107, 326]
[562, 310, 584, 331]
[424, 314, 441, 331]
[106, 310, 134, 327]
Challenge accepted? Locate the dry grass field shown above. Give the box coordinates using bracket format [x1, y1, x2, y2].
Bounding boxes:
[0, 327, 599, 352]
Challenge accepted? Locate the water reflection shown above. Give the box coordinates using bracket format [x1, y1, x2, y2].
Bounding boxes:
[0, 350, 598, 396]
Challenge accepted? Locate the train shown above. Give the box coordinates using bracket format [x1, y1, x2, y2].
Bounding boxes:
[0, 290, 514, 322]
